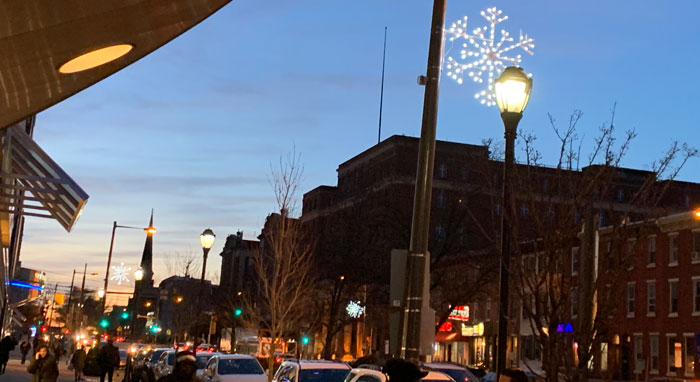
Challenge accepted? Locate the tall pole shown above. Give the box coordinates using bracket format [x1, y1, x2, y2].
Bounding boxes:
[496, 112, 521, 377]
[67, 270, 76, 329]
[78, 263, 87, 330]
[400, 0, 446, 361]
[102, 221, 117, 312]
[377, 26, 388, 144]
[198, 247, 211, 306]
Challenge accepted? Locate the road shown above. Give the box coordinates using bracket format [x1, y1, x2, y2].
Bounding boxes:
[0, 349, 125, 382]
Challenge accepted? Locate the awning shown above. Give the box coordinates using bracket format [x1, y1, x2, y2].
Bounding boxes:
[1, 124, 88, 234]
[0, 0, 232, 129]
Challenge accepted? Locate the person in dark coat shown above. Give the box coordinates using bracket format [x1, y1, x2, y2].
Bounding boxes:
[0, 335, 16, 374]
[98, 339, 120, 382]
[383, 359, 428, 382]
[70, 347, 87, 382]
[21, 340, 32, 364]
[157, 350, 198, 382]
[27, 345, 59, 382]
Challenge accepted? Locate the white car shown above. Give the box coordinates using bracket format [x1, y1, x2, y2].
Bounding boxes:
[202, 354, 266, 382]
[195, 352, 222, 380]
[422, 362, 480, 382]
[345, 367, 455, 382]
[153, 350, 176, 380]
[273, 360, 351, 382]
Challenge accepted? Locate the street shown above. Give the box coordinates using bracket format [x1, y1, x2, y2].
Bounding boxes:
[0, 349, 124, 382]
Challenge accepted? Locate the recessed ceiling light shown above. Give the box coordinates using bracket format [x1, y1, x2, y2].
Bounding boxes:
[59, 44, 133, 74]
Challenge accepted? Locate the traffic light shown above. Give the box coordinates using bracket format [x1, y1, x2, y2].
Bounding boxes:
[234, 308, 242, 317]
[301, 336, 309, 345]
[40, 326, 48, 333]
[120, 311, 130, 320]
[99, 318, 110, 329]
[150, 324, 161, 334]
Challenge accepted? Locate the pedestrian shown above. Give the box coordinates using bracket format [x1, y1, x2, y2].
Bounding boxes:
[383, 358, 428, 382]
[98, 338, 120, 382]
[53, 341, 64, 362]
[157, 350, 198, 382]
[20, 339, 32, 364]
[0, 335, 16, 374]
[70, 346, 87, 382]
[27, 345, 59, 382]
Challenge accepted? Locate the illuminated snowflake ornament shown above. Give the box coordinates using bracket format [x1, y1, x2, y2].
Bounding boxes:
[444, 7, 535, 106]
[110, 262, 131, 286]
[346, 301, 365, 318]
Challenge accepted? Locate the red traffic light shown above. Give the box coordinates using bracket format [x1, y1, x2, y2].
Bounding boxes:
[40, 326, 48, 332]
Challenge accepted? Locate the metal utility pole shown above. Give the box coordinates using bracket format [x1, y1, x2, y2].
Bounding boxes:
[67, 269, 76, 329]
[78, 263, 87, 329]
[400, 0, 446, 361]
[102, 221, 117, 312]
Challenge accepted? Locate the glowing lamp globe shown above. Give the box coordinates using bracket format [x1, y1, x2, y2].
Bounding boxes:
[494, 66, 533, 114]
[134, 268, 144, 281]
[97, 289, 105, 298]
[200, 228, 216, 250]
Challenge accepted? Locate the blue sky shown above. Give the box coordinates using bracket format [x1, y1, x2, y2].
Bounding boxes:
[21, 0, 700, 305]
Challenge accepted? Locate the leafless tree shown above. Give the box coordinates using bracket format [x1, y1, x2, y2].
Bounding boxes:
[163, 249, 201, 278]
[242, 152, 316, 381]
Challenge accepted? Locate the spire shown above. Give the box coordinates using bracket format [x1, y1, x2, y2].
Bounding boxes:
[139, 209, 155, 286]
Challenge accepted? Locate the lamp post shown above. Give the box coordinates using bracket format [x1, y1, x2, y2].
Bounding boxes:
[102, 221, 156, 313]
[494, 66, 532, 378]
[130, 268, 144, 338]
[198, 229, 216, 304]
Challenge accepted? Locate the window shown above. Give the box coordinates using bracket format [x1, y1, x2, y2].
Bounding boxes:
[669, 279, 679, 316]
[461, 167, 469, 182]
[627, 283, 635, 317]
[437, 163, 448, 179]
[668, 337, 682, 373]
[599, 213, 607, 227]
[572, 287, 578, 317]
[648, 236, 656, 266]
[669, 233, 679, 265]
[494, 204, 502, 216]
[616, 189, 625, 202]
[600, 342, 609, 371]
[519, 204, 529, 217]
[435, 225, 446, 243]
[542, 178, 549, 193]
[647, 281, 656, 316]
[693, 277, 700, 315]
[436, 189, 446, 208]
[485, 299, 491, 321]
[684, 335, 694, 376]
[633, 335, 644, 373]
[574, 211, 581, 225]
[650, 335, 659, 373]
[571, 247, 579, 275]
[693, 231, 700, 253]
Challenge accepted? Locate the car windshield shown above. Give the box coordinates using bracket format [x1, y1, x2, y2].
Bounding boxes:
[217, 359, 264, 375]
[167, 353, 175, 365]
[299, 369, 350, 382]
[196, 355, 213, 369]
[150, 350, 165, 363]
[436, 369, 468, 382]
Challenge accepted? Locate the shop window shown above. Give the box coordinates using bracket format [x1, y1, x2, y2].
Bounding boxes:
[669, 233, 679, 266]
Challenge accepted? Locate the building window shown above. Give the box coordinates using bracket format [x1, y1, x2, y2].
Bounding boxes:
[495, 204, 502, 216]
[574, 211, 581, 225]
[542, 178, 549, 193]
[647, 281, 656, 316]
[669, 279, 679, 316]
[519, 204, 529, 217]
[485, 298, 491, 321]
[616, 189, 625, 202]
[600, 342, 609, 371]
[693, 277, 700, 315]
[684, 335, 694, 376]
[648, 236, 656, 266]
[627, 282, 635, 317]
[693, 231, 700, 263]
[437, 163, 447, 179]
[571, 247, 579, 275]
[461, 167, 469, 182]
[436, 189, 446, 208]
[668, 337, 682, 373]
[571, 287, 578, 317]
[633, 335, 644, 373]
[650, 334, 659, 373]
[669, 233, 679, 266]
[599, 213, 607, 227]
[435, 225, 446, 243]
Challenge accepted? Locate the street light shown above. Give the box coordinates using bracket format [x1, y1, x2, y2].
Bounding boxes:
[97, 289, 105, 298]
[198, 229, 216, 304]
[494, 65, 532, 378]
[134, 268, 144, 281]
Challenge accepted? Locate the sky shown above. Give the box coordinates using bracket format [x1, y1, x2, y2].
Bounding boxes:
[19, 0, 700, 306]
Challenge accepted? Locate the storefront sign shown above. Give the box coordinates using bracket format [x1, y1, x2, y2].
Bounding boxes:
[461, 322, 484, 337]
[439, 321, 453, 332]
[448, 305, 470, 321]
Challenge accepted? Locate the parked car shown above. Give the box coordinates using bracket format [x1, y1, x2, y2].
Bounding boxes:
[344, 367, 455, 382]
[201, 354, 266, 382]
[153, 350, 176, 380]
[422, 362, 480, 382]
[195, 352, 222, 380]
[273, 360, 351, 382]
[147, 347, 173, 371]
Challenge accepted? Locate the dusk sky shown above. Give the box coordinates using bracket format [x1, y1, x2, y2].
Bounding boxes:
[20, 0, 700, 306]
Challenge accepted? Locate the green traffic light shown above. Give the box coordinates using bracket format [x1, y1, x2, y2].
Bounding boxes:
[234, 308, 242, 317]
[99, 318, 109, 329]
[150, 325, 160, 334]
[121, 311, 130, 320]
[302, 336, 309, 345]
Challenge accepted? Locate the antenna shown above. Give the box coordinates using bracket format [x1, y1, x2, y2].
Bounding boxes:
[378, 27, 387, 144]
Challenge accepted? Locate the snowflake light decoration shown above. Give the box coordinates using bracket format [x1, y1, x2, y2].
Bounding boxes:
[346, 301, 365, 318]
[444, 7, 535, 106]
[110, 262, 131, 286]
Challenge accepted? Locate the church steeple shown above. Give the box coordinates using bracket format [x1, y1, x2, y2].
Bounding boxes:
[138, 209, 155, 287]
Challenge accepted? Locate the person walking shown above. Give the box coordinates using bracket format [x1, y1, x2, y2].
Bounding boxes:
[70, 347, 87, 382]
[20, 340, 32, 364]
[98, 339, 120, 382]
[157, 350, 198, 382]
[27, 345, 59, 382]
[0, 335, 16, 374]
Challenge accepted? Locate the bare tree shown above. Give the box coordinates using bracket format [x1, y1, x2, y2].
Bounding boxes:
[242, 153, 316, 381]
[163, 249, 201, 278]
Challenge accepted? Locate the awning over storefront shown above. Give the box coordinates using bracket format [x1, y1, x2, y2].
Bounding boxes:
[1, 124, 88, 236]
[0, 0, 232, 129]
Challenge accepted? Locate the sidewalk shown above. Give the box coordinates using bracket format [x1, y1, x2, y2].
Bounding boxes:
[0, 349, 124, 382]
